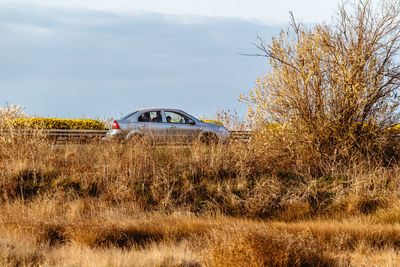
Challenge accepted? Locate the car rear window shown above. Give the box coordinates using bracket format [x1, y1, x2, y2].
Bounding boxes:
[122, 111, 138, 120]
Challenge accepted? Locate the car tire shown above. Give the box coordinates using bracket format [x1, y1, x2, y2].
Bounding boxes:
[126, 133, 149, 144]
[199, 132, 219, 145]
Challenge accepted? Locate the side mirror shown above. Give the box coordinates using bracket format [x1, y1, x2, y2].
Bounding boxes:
[188, 119, 195, 125]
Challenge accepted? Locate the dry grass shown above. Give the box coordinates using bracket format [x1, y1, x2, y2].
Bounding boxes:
[4, 197, 400, 266]
[3, 134, 399, 219]
[2, 129, 400, 265]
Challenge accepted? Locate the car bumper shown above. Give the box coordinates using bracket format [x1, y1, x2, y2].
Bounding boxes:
[106, 129, 123, 140]
[217, 131, 230, 144]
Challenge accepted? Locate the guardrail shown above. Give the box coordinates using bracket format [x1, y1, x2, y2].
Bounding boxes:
[0, 129, 251, 143]
[0, 129, 106, 143]
[229, 130, 251, 141]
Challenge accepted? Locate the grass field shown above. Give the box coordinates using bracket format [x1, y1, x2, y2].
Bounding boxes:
[1, 130, 400, 266]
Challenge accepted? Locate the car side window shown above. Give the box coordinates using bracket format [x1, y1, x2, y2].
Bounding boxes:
[164, 111, 191, 124]
[138, 111, 162, 123]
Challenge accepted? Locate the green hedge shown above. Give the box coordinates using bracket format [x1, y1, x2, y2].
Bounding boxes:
[10, 118, 105, 130]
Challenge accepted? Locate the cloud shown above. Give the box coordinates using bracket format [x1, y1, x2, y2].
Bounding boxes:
[2, 23, 54, 35]
[0, 0, 340, 24]
[0, 3, 280, 118]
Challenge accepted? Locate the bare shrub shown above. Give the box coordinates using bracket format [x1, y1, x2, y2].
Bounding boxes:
[241, 0, 400, 175]
[0, 103, 26, 123]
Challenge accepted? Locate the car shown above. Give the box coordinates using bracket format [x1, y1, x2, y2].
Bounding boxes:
[106, 108, 230, 144]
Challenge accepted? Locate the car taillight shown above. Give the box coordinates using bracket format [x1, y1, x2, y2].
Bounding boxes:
[112, 120, 120, 129]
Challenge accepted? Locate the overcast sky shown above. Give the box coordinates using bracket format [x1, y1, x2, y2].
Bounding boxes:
[1, 0, 339, 24]
[0, 0, 341, 119]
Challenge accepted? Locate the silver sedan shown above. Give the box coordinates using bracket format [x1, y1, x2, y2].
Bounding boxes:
[107, 108, 230, 144]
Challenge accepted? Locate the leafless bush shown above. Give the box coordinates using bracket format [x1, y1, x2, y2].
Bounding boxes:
[241, 0, 400, 175]
[0, 103, 26, 121]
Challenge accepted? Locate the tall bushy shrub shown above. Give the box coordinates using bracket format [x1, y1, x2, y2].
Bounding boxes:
[241, 0, 400, 174]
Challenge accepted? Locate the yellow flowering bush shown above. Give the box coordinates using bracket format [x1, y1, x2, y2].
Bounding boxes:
[10, 118, 105, 130]
[387, 124, 400, 133]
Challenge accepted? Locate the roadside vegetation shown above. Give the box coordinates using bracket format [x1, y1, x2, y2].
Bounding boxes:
[0, 104, 105, 130]
[1, 110, 400, 265]
[10, 118, 105, 130]
[3, 128, 400, 266]
[240, 0, 400, 177]
[3, 0, 400, 266]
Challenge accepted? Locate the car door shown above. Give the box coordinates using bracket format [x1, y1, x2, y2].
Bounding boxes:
[164, 111, 201, 143]
[136, 110, 166, 141]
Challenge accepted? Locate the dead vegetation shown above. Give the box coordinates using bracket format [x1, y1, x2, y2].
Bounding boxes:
[1, 132, 400, 266]
[3, 193, 400, 266]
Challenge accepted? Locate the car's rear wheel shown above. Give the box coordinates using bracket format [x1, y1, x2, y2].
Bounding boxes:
[199, 132, 219, 144]
[126, 133, 150, 144]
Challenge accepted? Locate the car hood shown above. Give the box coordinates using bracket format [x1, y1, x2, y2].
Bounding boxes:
[202, 122, 219, 127]
[202, 122, 228, 130]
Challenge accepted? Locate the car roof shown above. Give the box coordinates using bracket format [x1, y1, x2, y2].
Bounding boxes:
[132, 108, 188, 114]
[123, 108, 201, 121]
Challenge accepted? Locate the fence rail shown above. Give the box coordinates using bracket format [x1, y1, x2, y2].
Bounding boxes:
[229, 130, 252, 141]
[0, 129, 251, 143]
